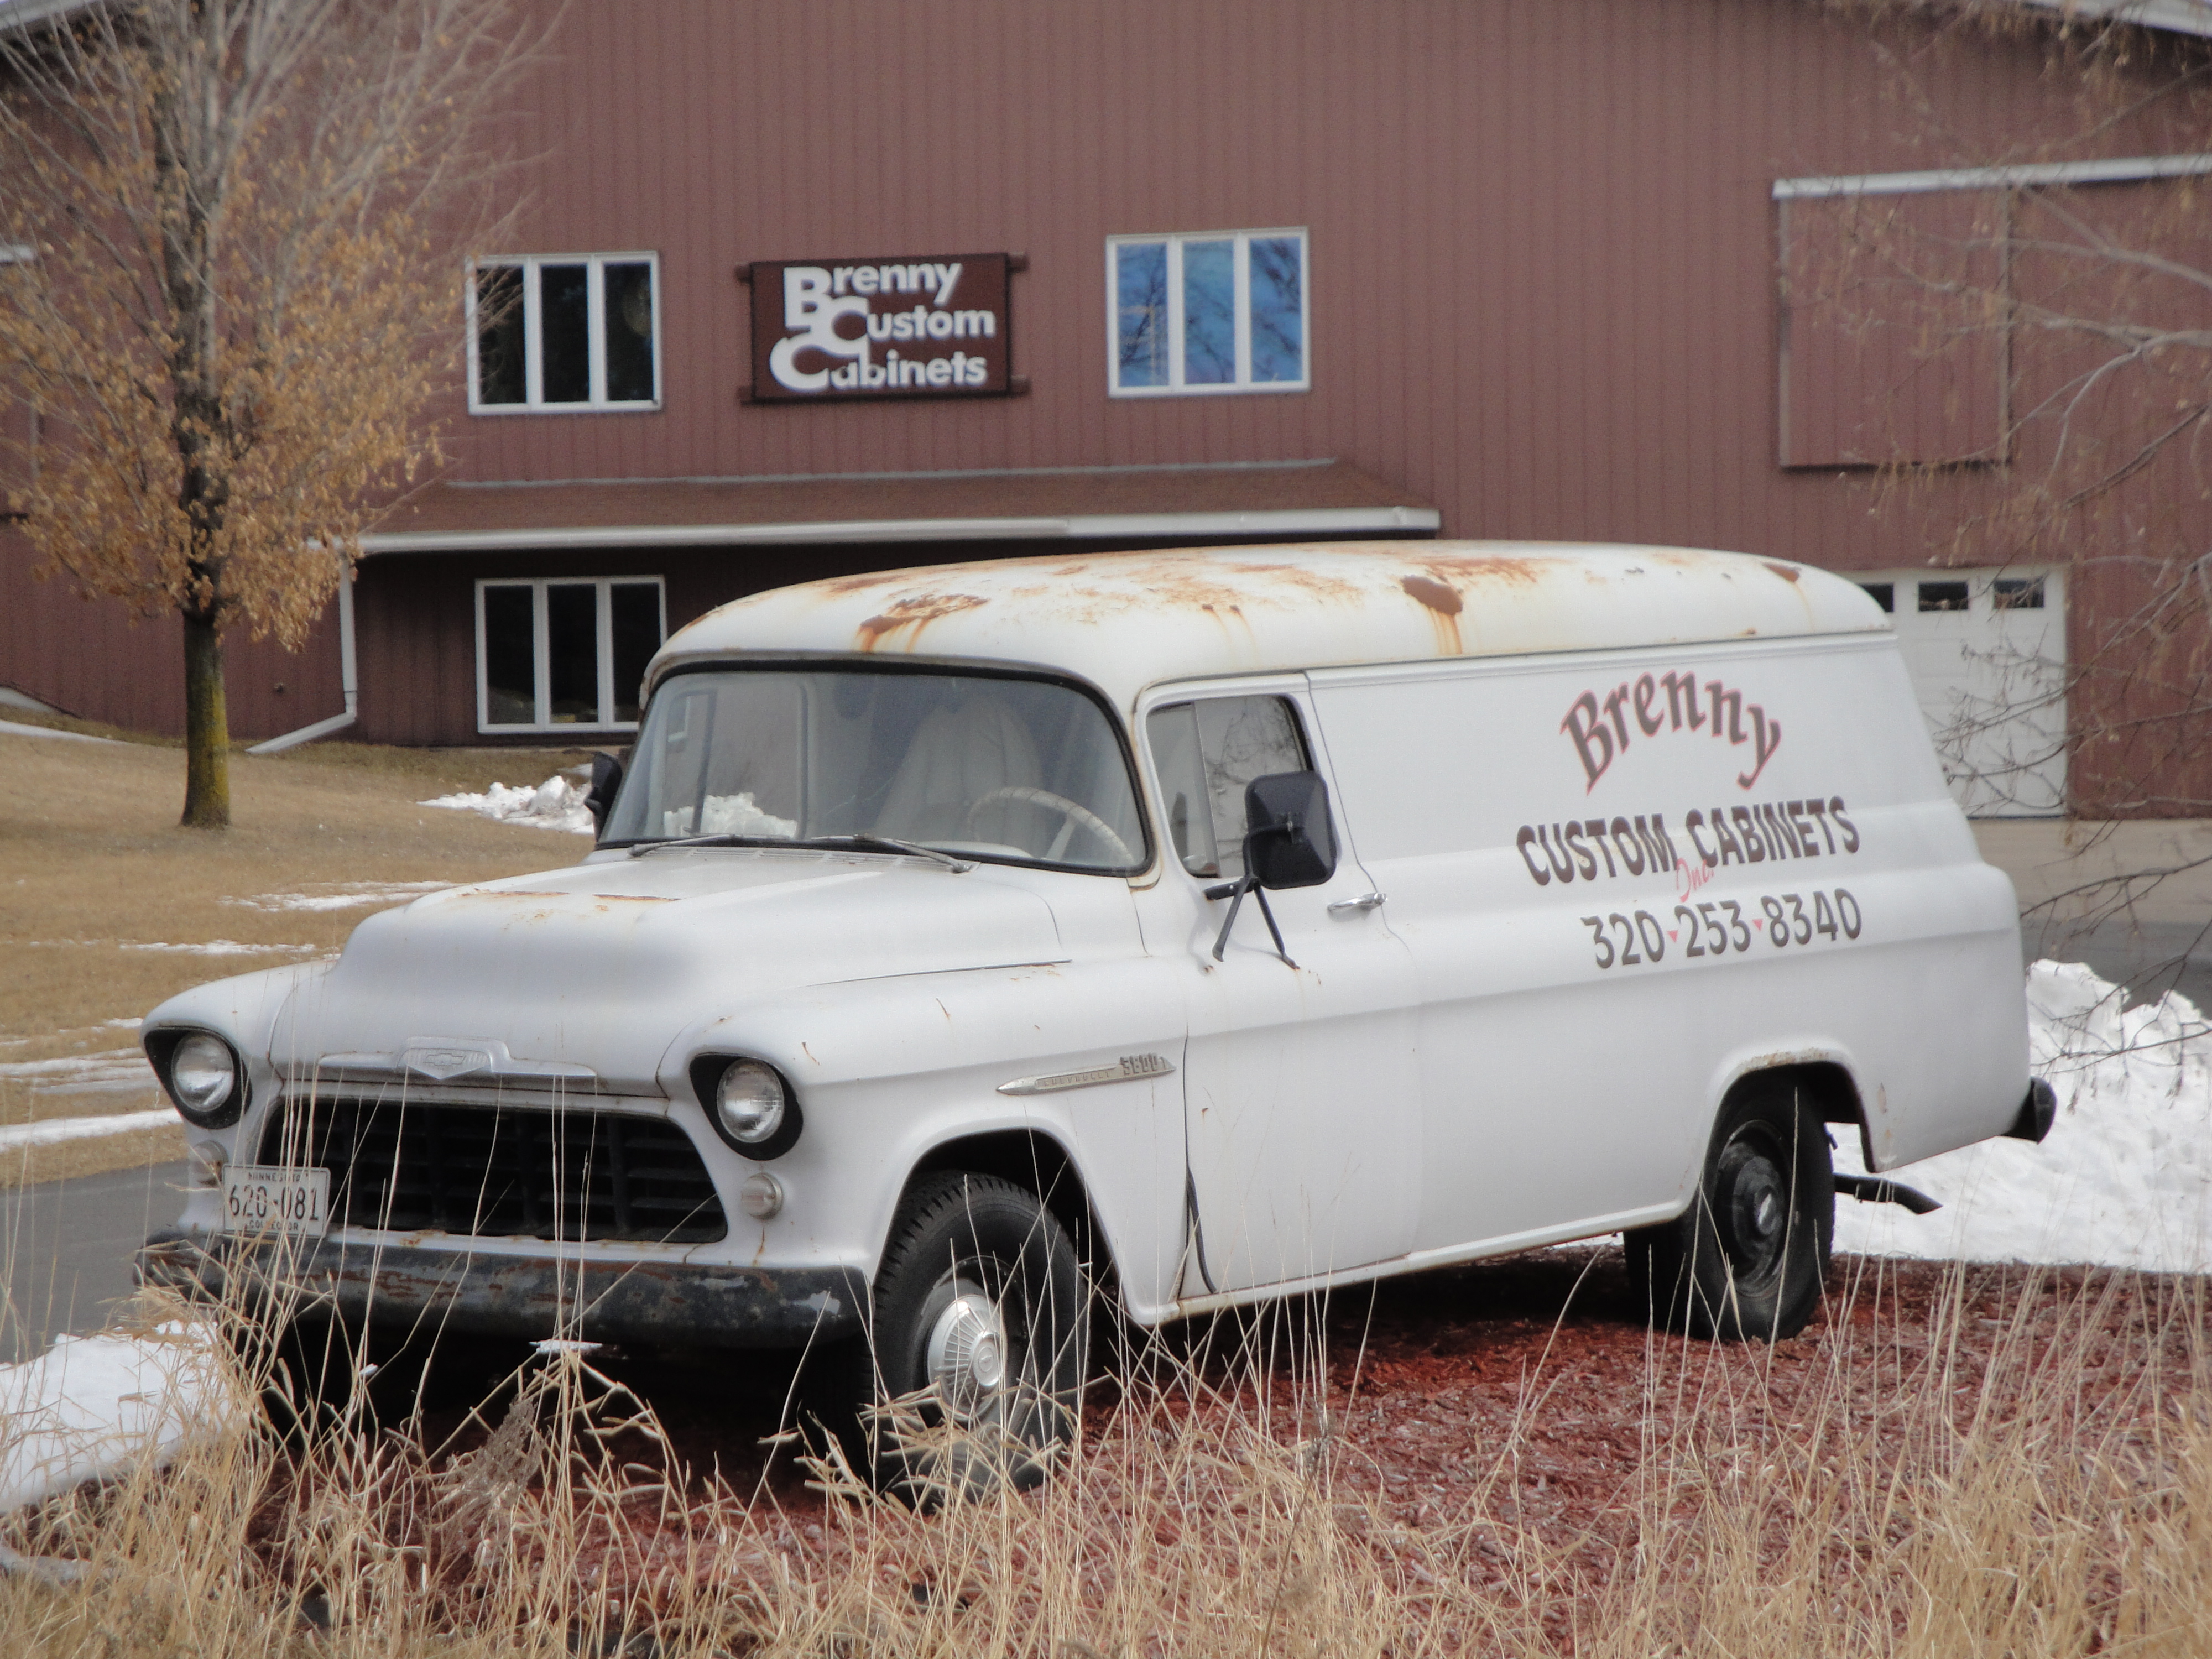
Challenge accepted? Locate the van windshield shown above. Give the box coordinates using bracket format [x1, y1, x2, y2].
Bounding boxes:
[601, 667, 1149, 874]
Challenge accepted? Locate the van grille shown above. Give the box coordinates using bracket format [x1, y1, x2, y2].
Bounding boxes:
[259, 1097, 727, 1244]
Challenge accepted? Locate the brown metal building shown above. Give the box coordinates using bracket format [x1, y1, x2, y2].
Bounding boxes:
[6, 0, 2209, 816]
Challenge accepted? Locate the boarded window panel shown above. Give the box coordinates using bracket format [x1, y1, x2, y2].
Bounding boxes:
[1781, 190, 2007, 467]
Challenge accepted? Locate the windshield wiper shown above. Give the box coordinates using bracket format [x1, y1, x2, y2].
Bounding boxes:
[626, 831, 975, 873]
[803, 833, 975, 873]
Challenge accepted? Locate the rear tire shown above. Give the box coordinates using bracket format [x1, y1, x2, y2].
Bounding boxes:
[1627, 1082, 1834, 1340]
[841, 1171, 1088, 1501]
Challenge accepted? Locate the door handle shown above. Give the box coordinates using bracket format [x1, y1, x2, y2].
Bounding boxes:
[1327, 891, 1386, 915]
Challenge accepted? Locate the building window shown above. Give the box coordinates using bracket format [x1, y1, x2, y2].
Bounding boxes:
[1107, 229, 1308, 397]
[468, 254, 660, 413]
[476, 578, 665, 732]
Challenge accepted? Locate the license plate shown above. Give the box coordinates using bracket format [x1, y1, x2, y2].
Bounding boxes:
[221, 1165, 331, 1239]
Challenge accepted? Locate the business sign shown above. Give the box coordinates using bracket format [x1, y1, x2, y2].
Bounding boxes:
[746, 252, 1014, 401]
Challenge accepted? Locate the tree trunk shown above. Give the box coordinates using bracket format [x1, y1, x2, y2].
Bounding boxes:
[181, 607, 230, 829]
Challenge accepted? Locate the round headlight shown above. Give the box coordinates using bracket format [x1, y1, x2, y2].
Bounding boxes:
[169, 1034, 238, 1120]
[715, 1060, 786, 1146]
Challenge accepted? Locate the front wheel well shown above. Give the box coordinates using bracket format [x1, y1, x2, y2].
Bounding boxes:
[902, 1130, 1108, 1292]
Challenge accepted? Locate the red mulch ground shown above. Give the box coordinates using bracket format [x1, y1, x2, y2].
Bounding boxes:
[388, 1245, 2206, 1556]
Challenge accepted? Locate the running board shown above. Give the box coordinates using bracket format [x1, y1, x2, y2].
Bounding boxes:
[1834, 1173, 1942, 1214]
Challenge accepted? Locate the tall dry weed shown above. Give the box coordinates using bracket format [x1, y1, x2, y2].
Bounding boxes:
[0, 1258, 2207, 1657]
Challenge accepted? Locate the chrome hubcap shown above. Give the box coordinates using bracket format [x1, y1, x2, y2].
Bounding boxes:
[926, 1283, 1009, 1418]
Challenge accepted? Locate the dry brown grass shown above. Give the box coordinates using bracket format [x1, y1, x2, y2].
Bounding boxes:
[0, 1259, 2205, 1657]
[1, 729, 596, 1185]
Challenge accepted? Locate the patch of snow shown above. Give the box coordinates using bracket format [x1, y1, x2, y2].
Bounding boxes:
[0, 719, 122, 746]
[0, 1325, 234, 1516]
[118, 941, 320, 956]
[662, 791, 797, 839]
[1836, 959, 2212, 1274]
[0, 1108, 176, 1152]
[0, 1049, 152, 1096]
[103, 1018, 142, 1030]
[227, 880, 450, 913]
[421, 775, 594, 835]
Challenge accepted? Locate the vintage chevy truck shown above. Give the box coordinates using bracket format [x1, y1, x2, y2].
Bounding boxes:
[141, 542, 2047, 1478]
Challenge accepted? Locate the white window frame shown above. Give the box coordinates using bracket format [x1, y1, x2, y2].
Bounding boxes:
[473, 576, 666, 734]
[466, 253, 664, 414]
[1105, 227, 1311, 398]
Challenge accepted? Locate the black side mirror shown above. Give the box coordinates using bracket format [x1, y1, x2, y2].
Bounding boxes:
[1243, 770, 1337, 890]
[584, 750, 625, 838]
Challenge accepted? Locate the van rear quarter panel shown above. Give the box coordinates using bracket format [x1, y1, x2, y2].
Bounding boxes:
[1307, 633, 2026, 1255]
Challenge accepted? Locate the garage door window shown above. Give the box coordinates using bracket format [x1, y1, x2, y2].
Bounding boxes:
[1856, 567, 2067, 817]
[477, 578, 665, 732]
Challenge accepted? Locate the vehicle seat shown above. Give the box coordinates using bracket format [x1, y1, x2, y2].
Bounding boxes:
[873, 693, 1045, 847]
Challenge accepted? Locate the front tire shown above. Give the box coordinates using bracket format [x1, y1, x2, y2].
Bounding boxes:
[1627, 1082, 1834, 1340]
[858, 1171, 1088, 1500]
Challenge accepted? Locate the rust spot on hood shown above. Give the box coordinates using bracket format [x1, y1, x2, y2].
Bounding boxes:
[1415, 554, 1543, 586]
[857, 592, 990, 650]
[1763, 561, 1802, 583]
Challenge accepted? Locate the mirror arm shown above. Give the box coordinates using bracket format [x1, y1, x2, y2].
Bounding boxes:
[1204, 846, 1298, 969]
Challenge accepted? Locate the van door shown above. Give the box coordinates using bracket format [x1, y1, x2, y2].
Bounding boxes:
[1305, 656, 1707, 1255]
[1131, 680, 1421, 1297]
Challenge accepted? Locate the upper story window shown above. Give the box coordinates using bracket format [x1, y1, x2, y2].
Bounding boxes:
[1108, 229, 1308, 397]
[469, 254, 660, 414]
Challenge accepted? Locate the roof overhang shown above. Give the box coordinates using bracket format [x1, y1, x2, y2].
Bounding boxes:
[358, 460, 1441, 556]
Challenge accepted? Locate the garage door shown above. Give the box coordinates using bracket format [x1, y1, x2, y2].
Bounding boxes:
[1851, 567, 2067, 818]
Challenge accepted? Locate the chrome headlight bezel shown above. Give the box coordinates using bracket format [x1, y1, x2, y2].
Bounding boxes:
[688, 1053, 803, 1160]
[145, 1028, 247, 1129]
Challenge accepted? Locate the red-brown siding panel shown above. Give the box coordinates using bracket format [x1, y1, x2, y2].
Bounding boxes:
[1780, 191, 2008, 469]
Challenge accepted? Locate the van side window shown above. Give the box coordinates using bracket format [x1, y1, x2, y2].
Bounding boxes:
[1147, 695, 1310, 878]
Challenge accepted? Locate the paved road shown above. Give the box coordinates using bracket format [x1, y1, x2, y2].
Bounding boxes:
[2, 1162, 183, 1364]
[2023, 915, 2212, 1011]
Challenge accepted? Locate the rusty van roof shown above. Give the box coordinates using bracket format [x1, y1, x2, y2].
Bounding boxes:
[646, 542, 1888, 708]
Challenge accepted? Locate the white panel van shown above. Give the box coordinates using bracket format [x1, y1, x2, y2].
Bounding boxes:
[138, 543, 2048, 1487]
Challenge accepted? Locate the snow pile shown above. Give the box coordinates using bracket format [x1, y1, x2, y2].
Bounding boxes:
[421, 775, 594, 835]
[662, 791, 796, 839]
[1836, 959, 2212, 1273]
[0, 1324, 234, 1516]
[0, 719, 120, 746]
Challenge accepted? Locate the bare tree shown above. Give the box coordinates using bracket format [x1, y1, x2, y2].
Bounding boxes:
[1788, 4, 2212, 987]
[0, 0, 538, 826]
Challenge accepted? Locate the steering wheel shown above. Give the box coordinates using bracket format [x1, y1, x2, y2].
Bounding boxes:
[963, 786, 1135, 865]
